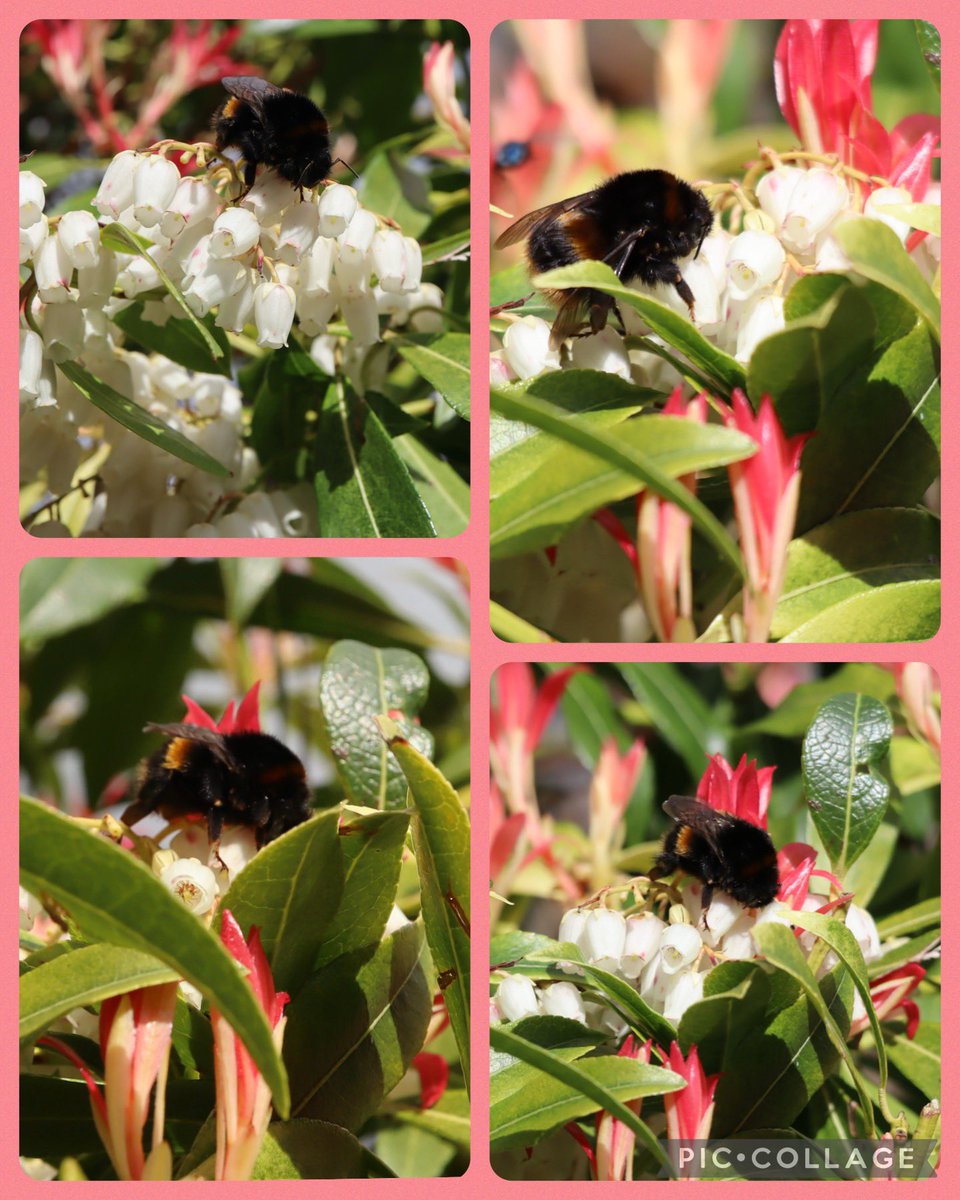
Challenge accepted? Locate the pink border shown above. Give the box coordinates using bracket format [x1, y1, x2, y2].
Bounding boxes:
[9, 3, 955, 1195]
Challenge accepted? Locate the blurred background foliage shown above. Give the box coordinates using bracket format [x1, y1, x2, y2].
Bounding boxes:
[20, 557, 470, 816]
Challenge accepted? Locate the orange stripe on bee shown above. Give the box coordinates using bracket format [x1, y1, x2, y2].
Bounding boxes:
[741, 853, 777, 877]
[562, 211, 608, 262]
[258, 762, 306, 785]
[675, 824, 695, 856]
[664, 175, 681, 225]
[222, 96, 242, 118]
[163, 738, 192, 772]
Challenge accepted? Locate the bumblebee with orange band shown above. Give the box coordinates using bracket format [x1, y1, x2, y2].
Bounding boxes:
[652, 795, 780, 912]
[122, 721, 312, 847]
[214, 75, 354, 197]
[494, 169, 714, 350]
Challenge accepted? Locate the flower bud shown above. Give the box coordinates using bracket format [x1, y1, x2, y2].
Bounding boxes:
[34, 235, 73, 304]
[735, 293, 785, 363]
[780, 168, 848, 252]
[494, 974, 541, 1022]
[209, 207, 261, 258]
[372, 229, 408, 293]
[217, 827, 259, 880]
[338, 208, 377, 265]
[540, 982, 587, 1023]
[254, 280, 296, 348]
[569, 326, 632, 379]
[160, 177, 221, 240]
[726, 230, 786, 301]
[318, 183, 358, 237]
[298, 288, 341, 337]
[502, 315, 560, 379]
[864, 186, 913, 243]
[159, 856, 219, 914]
[621, 913, 667, 979]
[19, 170, 46, 228]
[270, 488, 313, 536]
[20, 214, 48, 264]
[116, 253, 162, 297]
[94, 151, 141, 220]
[340, 291, 381, 345]
[132, 155, 180, 227]
[659, 923, 702, 974]
[663, 968, 705, 1022]
[19, 329, 44, 404]
[581, 908, 627, 972]
[276, 200, 320, 264]
[235, 492, 284, 537]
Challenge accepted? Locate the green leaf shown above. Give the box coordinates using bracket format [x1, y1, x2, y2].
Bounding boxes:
[489, 600, 554, 644]
[286, 922, 431, 1130]
[491, 408, 755, 559]
[772, 508, 940, 640]
[395, 436, 469, 536]
[491, 385, 745, 575]
[315, 380, 436, 537]
[534, 260, 747, 394]
[393, 332, 470, 419]
[57, 361, 232, 478]
[914, 21, 941, 91]
[319, 640, 434, 810]
[835, 220, 940, 340]
[316, 807, 410, 968]
[489, 1025, 681, 1165]
[618, 663, 726, 776]
[780, 580, 940, 643]
[802, 693, 894, 875]
[392, 1088, 470, 1148]
[247, 344, 326, 481]
[842, 823, 898, 908]
[251, 1120, 395, 1179]
[876, 898, 940, 940]
[886, 1021, 940, 1098]
[100, 222, 225, 358]
[20, 944, 178, 1042]
[20, 558, 158, 642]
[742, 664, 895, 737]
[375, 1125, 454, 1178]
[379, 721, 470, 1090]
[359, 151, 431, 237]
[678, 962, 769, 1062]
[218, 812, 343, 997]
[219, 558, 283, 627]
[19, 797, 289, 1116]
[889, 735, 941, 796]
[111, 302, 231, 376]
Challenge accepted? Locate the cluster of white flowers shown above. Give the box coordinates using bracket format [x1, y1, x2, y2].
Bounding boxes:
[492, 888, 885, 1032]
[151, 824, 259, 917]
[19, 152, 443, 536]
[491, 162, 940, 385]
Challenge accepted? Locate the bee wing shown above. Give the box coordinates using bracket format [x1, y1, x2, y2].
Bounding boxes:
[494, 192, 593, 250]
[144, 723, 241, 771]
[548, 292, 589, 349]
[663, 795, 732, 852]
[221, 75, 285, 112]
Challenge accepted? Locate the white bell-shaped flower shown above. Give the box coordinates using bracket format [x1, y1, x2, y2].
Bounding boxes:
[209, 207, 261, 259]
[132, 156, 181, 228]
[658, 923, 703, 974]
[540, 982, 587, 1023]
[253, 280, 297, 348]
[502, 315, 560, 380]
[93, 150, 141, 220]
[726, 230, 786, 301]
[57, 210, 101, 270]
[494, 974, 541, 1022]
[19, 170, 46, 228]
[317, 183, 358, 237]
[159, 857, 219, 914]
[621, 913, 667, 979]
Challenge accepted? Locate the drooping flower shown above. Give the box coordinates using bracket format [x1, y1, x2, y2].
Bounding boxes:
[718, 389, 812, 642]
[211, 910, 289, 1181]
[697, 752, 775, 828]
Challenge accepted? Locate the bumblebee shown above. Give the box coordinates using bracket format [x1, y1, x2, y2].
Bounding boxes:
[653, 795, 780, 911]
[494, 169, 714, 348]
[122, 721, 312, 847]
[213, 75, 345, 195]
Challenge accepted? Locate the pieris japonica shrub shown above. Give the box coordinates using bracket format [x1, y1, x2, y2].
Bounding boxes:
[20, 557, 471, 1179]
[490, 662, 940, 1180]
[490, 19, 939, 643]
[19, 20, 470, 538]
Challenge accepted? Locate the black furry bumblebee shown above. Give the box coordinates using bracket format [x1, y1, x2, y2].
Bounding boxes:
[213, 75, 342, 195]
[122, 721, 312, 847]
[653, 795, 779, 912]
[494, 169, 714, 349]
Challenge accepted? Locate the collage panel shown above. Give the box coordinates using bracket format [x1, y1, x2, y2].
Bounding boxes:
[490, 661, 940, 1179]
[19, 20, 470, 539]
[489, 19, 941, 644]
[19, 557, 470, 1179]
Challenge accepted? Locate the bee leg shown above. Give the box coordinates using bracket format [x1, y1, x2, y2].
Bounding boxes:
[588, 298, 611, 336]
[700, 884, 714, 929]
[489, 293, 535, 317]
[670, 269, 697, 320]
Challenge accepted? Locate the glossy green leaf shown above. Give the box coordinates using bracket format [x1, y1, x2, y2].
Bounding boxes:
[379, 721, 470, 1089]
[251, 1120, 395, 1179]
[490, 1024, 681, 1165]
[286, 922, 431, 1130]
[780, 580, 940, 642]
[111, 302, 231, 376]
[100, 222, 225, 358]
[315, 380, 436, 536]
[619, 663, 726, 776]
[915, 21, 941, 90]
[392, 1087, 471, 1148]
[19, 797, 289, 1116]
[772, 508, 940, 639]
[219, 558, 283, 627]
[375, 1126, 454, 1178]
[491, 386, 744, 575]
[489, 600, 554, 644]
[316, 807, 410, 968]
[491, 409, 755, 559]
[876, 898, 940, 940]
[218, 812, 343, 997]
[396, 436, 469, 535]
[534, 260, 747, 394]
[319, 640, 434, 810]
[889, 735, 941, 796]
[842, 823, 898, 908]
[742, 664, 895, 737]
[678, 962, 769, 1062]
[20, 558, 158, 642]
[886, 1022, 940, 1098]
[802, 693, 893, 875]
[20, 944, 178, 1042]
[393, 332, 470, 419]
[835, 220, 940, 340]
[57, 361, 231, 478]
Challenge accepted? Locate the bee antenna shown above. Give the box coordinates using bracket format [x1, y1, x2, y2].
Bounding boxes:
[330, 157, 359, 180]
